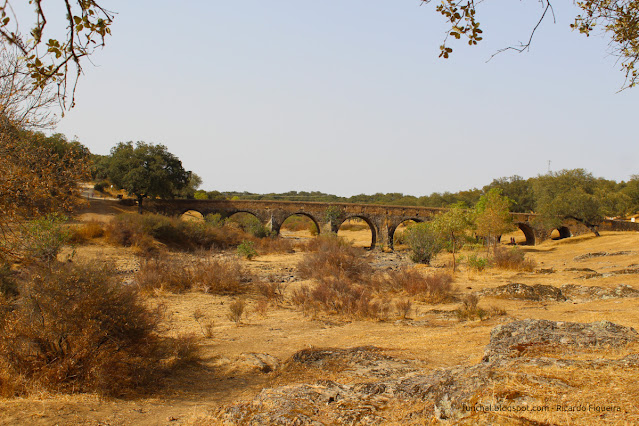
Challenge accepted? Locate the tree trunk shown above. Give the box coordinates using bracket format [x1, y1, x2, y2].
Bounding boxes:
[137, 194, 144, 214]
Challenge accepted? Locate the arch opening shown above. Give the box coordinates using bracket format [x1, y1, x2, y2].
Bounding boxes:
[280, 213, 319, 241]
[550, 226, 571, 240]
[337, 216, 376, 250]
[180, 210, 204, 222]
[227, 212, 269, 237]
[500, 223, 535, 246]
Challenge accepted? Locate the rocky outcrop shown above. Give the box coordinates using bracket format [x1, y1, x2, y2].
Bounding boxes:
[218, 320, 639, 425]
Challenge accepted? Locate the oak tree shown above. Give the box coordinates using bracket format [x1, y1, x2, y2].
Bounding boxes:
[106, 142, 191, 213]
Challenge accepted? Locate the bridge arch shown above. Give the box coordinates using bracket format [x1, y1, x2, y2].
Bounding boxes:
[514, 222, 536, 246]
[280, 212, 321, 237]
[179, 209, 205, 222]
[550, 226, 571, 240]
[337, 215, 377, 250]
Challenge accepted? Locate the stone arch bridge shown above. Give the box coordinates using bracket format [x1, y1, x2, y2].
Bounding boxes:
[144, 199, 634, 250]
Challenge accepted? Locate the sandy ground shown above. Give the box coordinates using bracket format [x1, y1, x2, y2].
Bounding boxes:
[1, 204, 639, 425]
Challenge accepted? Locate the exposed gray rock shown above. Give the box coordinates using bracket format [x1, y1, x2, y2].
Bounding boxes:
[574, 251, 632, 261]
[561, 283, 639, 302]
[479, 283, 566, 301]
[482, 319, 639, 362]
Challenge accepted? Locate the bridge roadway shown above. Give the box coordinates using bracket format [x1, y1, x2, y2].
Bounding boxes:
[144, 199, 605, 250]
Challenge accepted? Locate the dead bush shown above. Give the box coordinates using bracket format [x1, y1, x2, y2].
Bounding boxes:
[383, 269, 455, 303]
[455, 294, 507, 321]
[253, 236, 296, 254]
[106, 213, 245, 251]
[297, 234, 371, 282]
[69, 221, 105, 243]
[0, 262, 198, 396]
[395, 298, 413, 319]
[492, 246, 536, 271]
[291, 278, 388, 320]
[256, 279, 287, 303]
[227, 299, 246, 325]
[135, 256, 192, 293]
[191, 258, 251, 295]
[135, 256, 251, 295]
[193, 309, 215, 338]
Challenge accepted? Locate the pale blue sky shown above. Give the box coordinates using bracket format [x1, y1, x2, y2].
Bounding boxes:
[52, 1, 638, 196]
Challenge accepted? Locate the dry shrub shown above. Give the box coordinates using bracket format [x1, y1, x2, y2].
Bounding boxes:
[193, 309, 214, 338]
[69, 220, 104, 243]
[135, 255, 251, 295]
[227, 299, 246, 325]
[253, 236, 295, 254]
[0, 262, 198, 396]
[292, 278, 389, 320]
[135, 256, 191, 293]
[455, 294, 507, 321]
[256, 279, 287, 303]
[492, 246, 536, 271]
[254, 298, 269, 317]
[297, 234, 371, 282]
[383, 269, 455, 303]
[106, 213, 245, 251]
[395, 298, 412, 319]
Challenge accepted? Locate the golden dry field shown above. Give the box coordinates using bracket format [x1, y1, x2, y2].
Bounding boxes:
[1, 200, 639, 425]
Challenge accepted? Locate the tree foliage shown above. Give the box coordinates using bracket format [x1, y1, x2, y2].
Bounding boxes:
[422, 0, 639, 88]
[473, 188, 514, 250]
[430, 202, 472, 271]
[0, 118, 88, 260]
[533, 169, 606, 235]
[105, 142, 190, 212]
[0, 1, 114, 111]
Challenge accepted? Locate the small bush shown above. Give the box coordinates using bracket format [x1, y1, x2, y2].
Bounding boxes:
[382, 269, 454, 303]
[69, 221, 105, 243]
[395, 298, 412, 319]
[193, 309, 214, 338]
[404, 223, 444, 264]
[256, 280, 287, 303]
[237, 240, 258, 260]
[227, 299, 246, 325]
[135, 256, 251, 295]
[3, 214, 71, 263]
[297, 234, 371, 282]
[291, 278, 387, 320]
[454, 294, 507, 321]
[0, 263, 197, 396]
[253, 237, 296, 254]
[492, 246, 536, 271]
[467, 253, 489, 271]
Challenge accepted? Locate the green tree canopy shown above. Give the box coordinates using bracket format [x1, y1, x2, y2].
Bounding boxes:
[106, 142, 190, 212]
[473, 188, 514, 250]
[430, 202, 472, 271]
[533, 169, 607, 236]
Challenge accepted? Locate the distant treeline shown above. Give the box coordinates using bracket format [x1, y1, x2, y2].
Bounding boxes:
[195, 172, 639, 218]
